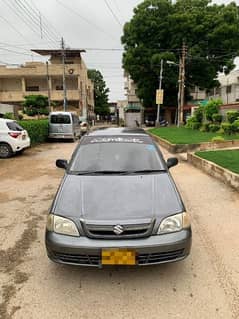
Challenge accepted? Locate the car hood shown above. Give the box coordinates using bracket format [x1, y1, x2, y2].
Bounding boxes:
[52, 174, 184, 223]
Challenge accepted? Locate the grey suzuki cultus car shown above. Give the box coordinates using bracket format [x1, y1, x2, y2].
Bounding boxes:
[45, 128, 192, 267]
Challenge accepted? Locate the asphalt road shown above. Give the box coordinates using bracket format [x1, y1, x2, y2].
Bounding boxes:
[0, 141, 239, 319]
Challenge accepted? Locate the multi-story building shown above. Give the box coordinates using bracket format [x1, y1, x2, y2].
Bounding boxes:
[0, 49, 94, 118]
[124, 73, 142, 108]
[209, 70, 239, 105]
[117, 100, 127, 120]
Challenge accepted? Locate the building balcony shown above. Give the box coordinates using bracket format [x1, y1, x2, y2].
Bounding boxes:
[0, 90, 81, 102]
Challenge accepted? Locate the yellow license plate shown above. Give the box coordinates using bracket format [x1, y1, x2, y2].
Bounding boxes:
[102, 249, 136, 265]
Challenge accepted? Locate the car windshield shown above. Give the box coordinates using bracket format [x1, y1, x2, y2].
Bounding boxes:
[6, 122, 23, 131]
[50, 114, 71, 124]
[69, 136, 165, 173]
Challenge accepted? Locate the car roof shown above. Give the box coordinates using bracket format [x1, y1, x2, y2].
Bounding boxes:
[0, 118, 14, 123]
[49, 112, 75, 115]
[87, 127, 148, 136]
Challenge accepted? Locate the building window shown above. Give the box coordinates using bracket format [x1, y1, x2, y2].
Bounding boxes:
[26, 86, 39, 91]
[56, 85, 63, 90]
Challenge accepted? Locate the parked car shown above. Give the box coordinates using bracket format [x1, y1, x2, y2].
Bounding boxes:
[48, 112, 81, 141]
[0, 118, 30, 158]
[45, 128, 192, 267]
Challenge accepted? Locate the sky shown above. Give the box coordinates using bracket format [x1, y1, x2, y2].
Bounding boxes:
[0, 0, 237, 102]
[0, 0, 142, 102]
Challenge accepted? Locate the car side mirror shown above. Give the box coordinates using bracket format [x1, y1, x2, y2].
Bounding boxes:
[56, 159, 68, 169]
[167, 157, 178, 169]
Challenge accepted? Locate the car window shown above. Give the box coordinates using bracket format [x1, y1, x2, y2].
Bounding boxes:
[50, 114, 71, 124]
[6, 122, 23, 131]
[70, 136, 164, 172]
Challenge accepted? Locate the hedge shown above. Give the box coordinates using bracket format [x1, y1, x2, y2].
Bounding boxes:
[18, 119, 49, 145]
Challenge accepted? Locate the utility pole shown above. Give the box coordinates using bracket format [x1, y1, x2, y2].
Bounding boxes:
[61, 37, 67, 111]
[156, 59, 163, 127]
[177, 57, 182, 127]
[179, 42, 187, 126]
[46, 61, 52, 111]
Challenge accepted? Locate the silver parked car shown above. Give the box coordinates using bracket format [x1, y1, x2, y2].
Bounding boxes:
[48, 112, 81, 141]
[45, 128, 192, 267]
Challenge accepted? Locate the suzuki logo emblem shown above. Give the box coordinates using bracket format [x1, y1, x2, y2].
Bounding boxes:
[113, 225, 124, 235]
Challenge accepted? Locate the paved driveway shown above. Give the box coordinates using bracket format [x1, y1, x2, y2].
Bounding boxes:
[0, 142, 238, 319]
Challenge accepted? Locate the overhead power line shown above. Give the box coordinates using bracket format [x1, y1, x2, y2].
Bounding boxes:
[56, 0, 118, 42]
[2, 0, 60, 47]
[13, 0, 59, 45]
[0, 15, 33, 45]
[0, 47, 37, 57]
[103, 0, 123, 27]
[29, 0, 61, 39]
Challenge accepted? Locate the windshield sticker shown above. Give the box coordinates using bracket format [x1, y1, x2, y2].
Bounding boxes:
[146, 144, 156, 151]
[89, 137, 145, 144]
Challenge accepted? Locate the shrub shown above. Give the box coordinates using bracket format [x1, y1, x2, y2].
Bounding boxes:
[227, 111, 239, 123]
[3, 112, 14, 119]
[39, 108, 49, 115]
[25, 108, 38, 116]
[211, 136, 225, 143]
[212, 113, 223, 123]
[231, 119, 239, 133]
[185, 116, 201, 129]
[199, 123, 210, 132]
[18, 119, 49, 145]
[209, 124, 220, 132]
[191, 122, 201, 130]
[194, 107, 204, 123]
[221, 122, 233, 135]
[205, 99, 222, 121]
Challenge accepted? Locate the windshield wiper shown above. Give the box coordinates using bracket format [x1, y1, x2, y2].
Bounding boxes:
[124, 169, 166, 175]
[75, 170, 129, 175]
[72, 169, 166, 175]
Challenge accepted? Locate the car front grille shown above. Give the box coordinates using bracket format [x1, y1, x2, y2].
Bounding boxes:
[52, 249, 185, 266]
[53, 252, 100, 266]
[138, 249, 184, 265]
[82, 222, 154, 239]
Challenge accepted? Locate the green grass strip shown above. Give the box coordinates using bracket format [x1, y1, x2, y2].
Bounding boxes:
[195, 150, 239, 174]
[149, 127, 239, 144]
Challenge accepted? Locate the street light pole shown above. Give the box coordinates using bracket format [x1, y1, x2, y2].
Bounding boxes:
[61, 37, 67, 112]
[156, 59, 163, 127]
[46, 61, 52, 112]
[179, 42, 187, 126]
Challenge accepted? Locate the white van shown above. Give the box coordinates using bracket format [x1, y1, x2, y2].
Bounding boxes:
[48, 112, 81, 141]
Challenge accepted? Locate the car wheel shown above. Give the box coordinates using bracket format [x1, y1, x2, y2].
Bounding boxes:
[0, 143, 13, 158]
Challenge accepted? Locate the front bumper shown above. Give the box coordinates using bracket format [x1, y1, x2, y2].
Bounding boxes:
[45, 229, 192, 267]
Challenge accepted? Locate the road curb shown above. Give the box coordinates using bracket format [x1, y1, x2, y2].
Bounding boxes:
[148, 132, 239, 154]
[187, 152, 239, 190]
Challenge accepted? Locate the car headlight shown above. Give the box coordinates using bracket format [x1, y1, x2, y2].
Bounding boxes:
[158, 212, 191, 234]
[46, 214, 80, 237]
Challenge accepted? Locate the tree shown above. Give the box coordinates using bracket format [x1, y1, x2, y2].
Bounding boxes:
[122, 0, 239, 108]
[23, 95, 49, 116]
[23, 95, 48, 108]
[87, 69, 110, 116]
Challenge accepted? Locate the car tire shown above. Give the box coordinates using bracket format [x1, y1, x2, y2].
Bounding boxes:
[0, 143, 13, 158]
